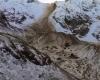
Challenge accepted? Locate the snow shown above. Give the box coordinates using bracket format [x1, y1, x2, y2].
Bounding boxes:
[0, 0, 100, 43]
[0, 42, 4, 48]
[0, 34, 67, 80]
[16, 44, 24, 51]
[0, 0, 48, 28]
[38, 0, 65, 3]
[77, 22, 100, 43]
[50, 0, 100, 44]
[0, 0, 100, 79]
[0, 50, 66, 80]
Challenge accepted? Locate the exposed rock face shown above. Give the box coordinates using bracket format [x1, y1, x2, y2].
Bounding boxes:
[44, 43, 100, 80]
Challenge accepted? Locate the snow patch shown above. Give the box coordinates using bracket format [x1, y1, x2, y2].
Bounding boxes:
[0, 0, 47, 28]
[50, 0, 100, 44]
[38, 0, 65, 3]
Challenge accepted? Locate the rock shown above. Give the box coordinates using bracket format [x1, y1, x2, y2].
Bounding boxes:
[50, 0, 100, 44]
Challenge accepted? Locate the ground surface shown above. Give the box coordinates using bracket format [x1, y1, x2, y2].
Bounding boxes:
[0, 0, 100, 80]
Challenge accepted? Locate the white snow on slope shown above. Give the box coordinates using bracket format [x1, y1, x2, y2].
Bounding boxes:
[0, 0, 47, 28]
[38, 0, 65, 3]
[0, 0, 100, 43]
[0, 49, 66, 80]
[50, 0, 100, 44]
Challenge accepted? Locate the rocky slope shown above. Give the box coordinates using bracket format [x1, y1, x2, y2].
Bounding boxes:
[50, 0, 100, 44]
[0, 0, 69, 80]
[0, 0, 100, 80]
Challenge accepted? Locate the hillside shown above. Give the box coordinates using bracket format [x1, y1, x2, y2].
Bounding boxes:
[0, 0, 100, 80]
